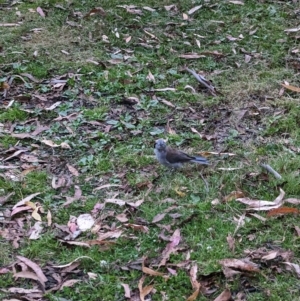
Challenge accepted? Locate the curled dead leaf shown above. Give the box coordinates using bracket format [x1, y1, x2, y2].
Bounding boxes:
[121, 283, 131, 298]
[84, 7, 106, 18]
[219, 258, 260, 279]
[224, 191, 244, 202]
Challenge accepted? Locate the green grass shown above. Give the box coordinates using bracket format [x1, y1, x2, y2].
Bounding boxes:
[1, 0, 300, 300]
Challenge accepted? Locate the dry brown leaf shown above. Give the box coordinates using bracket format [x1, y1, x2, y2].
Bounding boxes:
[13, 193, 41, 210]
[0, 82, 10, 90]
[83, 7, 106, 18]
[245, 54, 252, 63]
[97, 229, 123, 241]
[186, 264, 201, 301]
[107, 59, 123, 64]
[261, 251, 279, 261]
[26, 201, 36, 209]
[281, 83, 300, 93]
[154, 87, 176, 92]
[236, 188, 285, 210]
[143, 6, 155, 12]
[166, 119, 176, 134]
[152, 213, 166, 223]
[124, 223, 149, 233]
[4, 149, 27, 162]
[213, 289, 232, 301]
[0, 23, 20, 27]
[138, 276, 153, 301]
[60, 142, 71, 149]
[121, 283, 131, 298]
[159, 229, 181, 266]
[295, 226, 300, 237]
[10, 205, 32, 217]
[167, 267, 177, 275]
[179, 53, 206, 59]
[62, 185, 82, 207]
[224, 191, 244, 202]
[16, 256, 47, 285]
[60, 50, 70, 55]
[161, 99, 175, 107]
[284, 27, 300, 33]
[52, 256, 93, 268]
[127, 199, 144, 207]
[36, 7, 45, 17]
[51, 176, 67, 189]
[0, 192, 14, 205]
[226, 35, 241, 41]
[186, 287, 200, 301]
[105, 198, 126, 206]
[67, 164, 79, 177]
[60, 279, 81, 289]
[219, 258, 260, 278]
[21, 167, 37, 177]
[227, 235, 235, 252]
[20, 154, 41, 163]
[164, 4, 177, 11]
[42, 139, 70, 148]
[3, 287, 42, 294]
[47, 210, 52, 226]
[116, 213, 128, 223]
[229, 1, 244, 4]
[233, 213, 246, 235]
[187, 5, 202, 15]
[218, 168, 241, 171]
[144, 30, 158, 40]
[11, 133, 32, 139]
[142, 265, 166, 277]
[13, 270, 40, 283]
[125, 36, 132, 43]
[146, 71, 155, 83]
[29, 221, 43, 240]
[175, 187, 186, 197]
[189, 264, 199, 290]
[267, 207, 300, 217]
[191, 127, 203, 139]
[60, 240, 90, 248]
[87, 240, 115, 246]
[44, 101, 61, 111]
[283, 262, 300, 278]
[88, 272, 97, 280]
[93, 184, 122, 191]
[183, 13, 188, 20]
[32, 207, 42, 221]
[285, 198, 300, 205]
[0, 165, 18, 169]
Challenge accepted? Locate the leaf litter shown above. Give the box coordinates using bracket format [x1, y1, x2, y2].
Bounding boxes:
[1, 1, 300, 300]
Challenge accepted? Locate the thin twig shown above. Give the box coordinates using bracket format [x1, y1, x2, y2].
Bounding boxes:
[260, 163, 282, 180]
[199, 172, 209, 192]
[185, 67, 217, 96]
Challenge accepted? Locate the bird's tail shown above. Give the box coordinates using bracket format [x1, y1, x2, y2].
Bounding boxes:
[191, 156, 210, 165]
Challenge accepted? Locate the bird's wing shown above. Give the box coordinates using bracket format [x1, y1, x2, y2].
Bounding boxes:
[165, 147, 193, 163]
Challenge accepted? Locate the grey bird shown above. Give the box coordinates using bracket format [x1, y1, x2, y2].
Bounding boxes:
[154, 139, 209, 168]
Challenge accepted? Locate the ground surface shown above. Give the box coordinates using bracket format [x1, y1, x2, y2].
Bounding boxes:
[1, 0, 300, 300]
